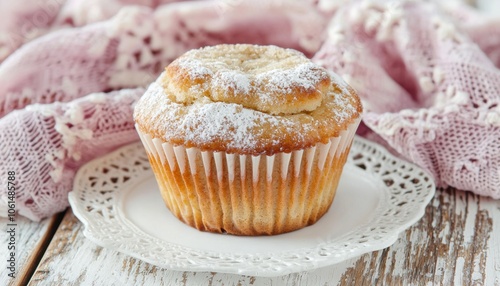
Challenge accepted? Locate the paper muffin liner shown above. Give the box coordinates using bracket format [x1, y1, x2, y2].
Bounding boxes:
[136, 118, 361, 236]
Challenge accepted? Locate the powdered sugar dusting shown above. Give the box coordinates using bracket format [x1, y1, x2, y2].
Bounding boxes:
[176, 58, 213, 79]
[257, 63, 325, 94]
[135, 76, 359, 154]
[166, 45, 333, 115]
[214, 70, 252, 95]
[180, 102, 260, 149]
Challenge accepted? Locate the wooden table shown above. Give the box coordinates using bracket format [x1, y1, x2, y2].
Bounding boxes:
[1, 187, 499, 285]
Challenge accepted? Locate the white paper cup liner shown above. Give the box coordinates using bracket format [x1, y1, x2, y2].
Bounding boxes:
[136, 118, 361, 235]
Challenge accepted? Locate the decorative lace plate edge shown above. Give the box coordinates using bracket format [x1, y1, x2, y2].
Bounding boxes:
[69, 136, 435, 277]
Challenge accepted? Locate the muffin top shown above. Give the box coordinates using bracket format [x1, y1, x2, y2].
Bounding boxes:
[134, 44, 362, 156]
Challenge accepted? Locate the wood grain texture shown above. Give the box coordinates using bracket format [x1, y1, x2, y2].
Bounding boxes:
[0, 214, 62, 286]
[29, 188, 500, 285]
[338, 188, 499, 286]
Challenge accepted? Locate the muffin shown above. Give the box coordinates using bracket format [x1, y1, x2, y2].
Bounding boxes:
[133, 44, 362, 236]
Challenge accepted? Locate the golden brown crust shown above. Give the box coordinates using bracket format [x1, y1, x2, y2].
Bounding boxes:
[163, 44, 331, 115]
[134, 44, 362, 156]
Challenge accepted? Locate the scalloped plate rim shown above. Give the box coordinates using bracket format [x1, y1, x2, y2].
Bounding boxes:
[68, 136, 435, 277]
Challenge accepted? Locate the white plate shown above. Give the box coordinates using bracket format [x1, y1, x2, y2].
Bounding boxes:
[69, 136, 435, 277]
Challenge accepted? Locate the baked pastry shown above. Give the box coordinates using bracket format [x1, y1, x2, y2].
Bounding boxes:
[133, 44, 362, 235]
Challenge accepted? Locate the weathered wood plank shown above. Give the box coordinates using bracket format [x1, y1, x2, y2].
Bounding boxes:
[0, 213, 63, 286]
[29, 188, 500, 285]
[27, 209, 359, 285]
[339, 189, 500, 286]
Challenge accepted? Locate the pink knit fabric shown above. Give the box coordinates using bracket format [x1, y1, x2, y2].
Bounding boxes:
[0, 0, 499, 221]
[313, 0, 500, 198]
[0, 88, 143, 221]
[0, 0, 65, 63]
[0, 0, 188, 63]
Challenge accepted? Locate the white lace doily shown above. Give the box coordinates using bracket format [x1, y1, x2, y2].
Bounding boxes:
[69, 136, 435, 276]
